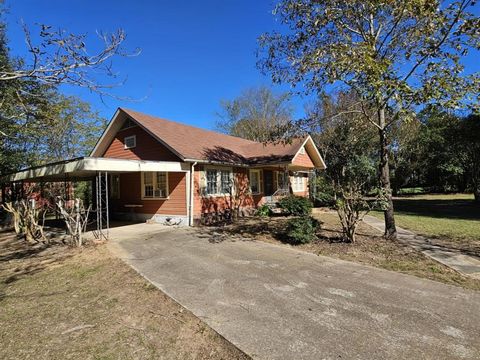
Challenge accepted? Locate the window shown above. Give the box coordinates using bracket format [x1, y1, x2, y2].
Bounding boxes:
[124, 135, 136, 149]
[299, 146, 305, 155]
[204, 168, 233, 196]
[142, 172, 168, 199]
[276, 171, 288, 190]
[220, 170, 232, 194]
[109, 174, 120, 199]
[249, 170, 263, 194]
[292, 175, 305, 192]
[206, 169, 218, 195]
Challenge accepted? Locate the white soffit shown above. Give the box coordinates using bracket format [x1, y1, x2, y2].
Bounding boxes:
[2, 157, 189, 182]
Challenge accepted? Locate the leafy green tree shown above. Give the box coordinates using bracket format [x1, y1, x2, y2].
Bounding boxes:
[416, 108, 465, 192]
[216, 86, 293, 142]
[30, 94, 107, 163]
[459, 114, 480, 202]
[259, 0, 480, 239]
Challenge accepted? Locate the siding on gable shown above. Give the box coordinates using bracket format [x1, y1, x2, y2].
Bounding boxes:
[292, 149, 315, 168]
[110, 171, 187, 216]
[102, 126, 181, 161]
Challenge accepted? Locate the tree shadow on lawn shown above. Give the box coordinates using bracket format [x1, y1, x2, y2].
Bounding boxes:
[0, 230, 74, 286]
[196, 216, 291, 244]
[196, 215, 375, 246]
[392, 197, 480, 221]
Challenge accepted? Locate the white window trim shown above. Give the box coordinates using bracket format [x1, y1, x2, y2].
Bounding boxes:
[141, 171, 169, 200]
[203, 166, 233, 197]
[292, 175, 305, 192]
[299, 146, 305, 154]
[124, 135, 136, 149]
[249, 169, 263, 195]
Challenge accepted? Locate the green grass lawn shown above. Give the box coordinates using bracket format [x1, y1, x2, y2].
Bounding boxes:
[371, 193, 480, 252]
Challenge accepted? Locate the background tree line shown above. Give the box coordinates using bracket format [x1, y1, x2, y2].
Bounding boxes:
[218, 87, 479, 203]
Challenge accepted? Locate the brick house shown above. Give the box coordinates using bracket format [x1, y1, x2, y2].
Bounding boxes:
[2, 108, 326, 227]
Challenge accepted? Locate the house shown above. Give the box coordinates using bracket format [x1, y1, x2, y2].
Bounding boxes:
[1, 108, 326, 228]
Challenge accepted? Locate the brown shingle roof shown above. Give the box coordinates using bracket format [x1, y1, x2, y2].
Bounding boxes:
[120, 108, 305, 165]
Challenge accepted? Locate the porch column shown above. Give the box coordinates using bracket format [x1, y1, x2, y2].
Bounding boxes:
[284, 166, 292, 194]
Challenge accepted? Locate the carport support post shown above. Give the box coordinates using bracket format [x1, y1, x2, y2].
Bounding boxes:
[105, 172, 109, 239]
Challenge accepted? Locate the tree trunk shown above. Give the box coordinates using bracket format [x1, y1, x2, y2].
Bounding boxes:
[378, 107, 397, 239]
[474, 187, 480, 203]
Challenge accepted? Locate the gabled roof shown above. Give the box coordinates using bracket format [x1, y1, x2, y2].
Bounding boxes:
[91, 108, 326, 168]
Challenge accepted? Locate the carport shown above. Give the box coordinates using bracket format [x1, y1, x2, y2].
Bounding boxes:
[1, 157, 189, 238]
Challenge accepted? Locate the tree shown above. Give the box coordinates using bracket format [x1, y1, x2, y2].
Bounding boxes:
[416, 108, 465, 192]
[0, 5, 109, 174]
[0, 0, 137, 155]
[459, 114, 480, 202]
[29, 94, 107, 163]
[335, 156, 386, 243]
[0, 2, 138, 97]
[259, 0, 479, 239]
[216, 86, 294, 142]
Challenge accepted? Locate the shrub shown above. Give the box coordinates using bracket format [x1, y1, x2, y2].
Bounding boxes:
[256, 204, 271, 217]
[311, 175, 336, 207]
[277, 195, 313, 216]
[285, 216, 319, 244]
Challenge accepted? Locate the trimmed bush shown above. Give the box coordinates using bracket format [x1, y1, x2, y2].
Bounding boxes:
[256, 204, 272, 217]
[277, 195, 313, 216]
[285, 216, 319, 244]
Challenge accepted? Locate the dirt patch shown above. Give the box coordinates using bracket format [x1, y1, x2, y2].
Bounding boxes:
[201, 212, 480, 291]
[0, 231, 249, 360]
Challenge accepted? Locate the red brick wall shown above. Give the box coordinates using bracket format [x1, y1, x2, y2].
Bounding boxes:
[103, 126, 180, 161]
[111, 172, 187, 216]
[192, 166, 263, 217]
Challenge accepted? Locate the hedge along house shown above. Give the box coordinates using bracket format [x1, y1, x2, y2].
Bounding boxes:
[1, 108, 326, 229]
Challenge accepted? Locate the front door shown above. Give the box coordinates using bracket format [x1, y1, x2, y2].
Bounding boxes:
[263, 170, 273, 196]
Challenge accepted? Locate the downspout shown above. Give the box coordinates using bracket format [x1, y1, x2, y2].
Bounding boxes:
[189, 162, 197, 226]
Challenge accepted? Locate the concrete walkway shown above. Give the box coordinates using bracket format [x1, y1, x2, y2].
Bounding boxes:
[108, 223, 480, 360]
[363, 215, 480, 279]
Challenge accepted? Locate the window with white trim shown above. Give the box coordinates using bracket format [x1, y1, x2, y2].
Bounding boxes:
[299, 146, 305, 154]
[204, 168, 233, 196]
[124, 135, 136, 149]
[249, 169, 263, 194]
[142, 172, 168, 199]
[292, 175, 305, 192]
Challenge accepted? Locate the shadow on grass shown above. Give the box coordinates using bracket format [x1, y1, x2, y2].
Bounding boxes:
[0, 230, 75, 286]
[393, 198, 480, 221]
[197, 215, 374, 246]
[196, 217, 291, 244]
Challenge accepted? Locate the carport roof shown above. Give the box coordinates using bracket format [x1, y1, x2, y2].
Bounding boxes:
[1, 157, 189, 183]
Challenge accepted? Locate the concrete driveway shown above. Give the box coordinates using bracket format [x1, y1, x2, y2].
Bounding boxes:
[108, 223, 480, 360]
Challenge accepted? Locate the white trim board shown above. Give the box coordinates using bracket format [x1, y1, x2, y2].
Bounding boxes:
[2, 157, 189, 182]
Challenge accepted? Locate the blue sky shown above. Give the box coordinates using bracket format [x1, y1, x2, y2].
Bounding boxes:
[4, 1, 480, 129]
[4, 0, 304, 129]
